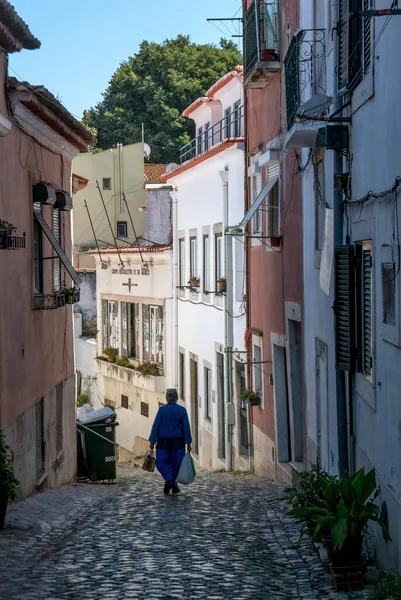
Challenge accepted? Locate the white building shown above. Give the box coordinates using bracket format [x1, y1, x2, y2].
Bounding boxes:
[296, 0, 401, 570]
[166, 66, 248, 471]
[90, 246, 173, 461]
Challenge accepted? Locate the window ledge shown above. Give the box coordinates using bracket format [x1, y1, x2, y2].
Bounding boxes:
[95, 358, 166, 393]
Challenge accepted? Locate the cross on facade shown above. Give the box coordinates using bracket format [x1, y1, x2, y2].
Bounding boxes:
[122, 278, 136, 292]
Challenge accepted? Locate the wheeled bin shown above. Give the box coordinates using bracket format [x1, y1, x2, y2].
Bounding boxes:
[77, 407, 119, 482]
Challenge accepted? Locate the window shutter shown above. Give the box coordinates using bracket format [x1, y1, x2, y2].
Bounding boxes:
[360, 245, 373, 378]
[102, 300, 108, 349]
[382, 263, 396, 326]
[335, 245, 355, 371]
[338, 0, 349, 90]
[53, 208, 61, 291]
[363, 0, 371, 75]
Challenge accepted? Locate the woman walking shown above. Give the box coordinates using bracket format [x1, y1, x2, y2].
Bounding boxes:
[149, 388, 192, 495]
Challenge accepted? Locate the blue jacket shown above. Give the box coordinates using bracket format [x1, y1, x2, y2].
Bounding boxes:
[149, 403, 192, 444]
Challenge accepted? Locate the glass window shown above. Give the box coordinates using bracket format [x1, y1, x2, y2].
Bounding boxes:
[215, 233, 223, 287]
[203, 234, 209, 292]
[122, 302, 139, 358]
[253, 344, 262, 392]
[267, 182, 279, 237]
[252, 173, 262, 233]
[234, 100, 242, 137]
[33, 218, 43, 294]
[142, 304, 150, 361]
[190, 236, 197, 279]
[121, 395, 129, 409]
[205, 367, 212, 420]
[141, 402, 149, 417]
[143, 304, 164, 366]
[225, 107, 232, 139]
[117, 221, 128, 238]
[179, 238, 185, 287]
[103, 178, 112, 190]
[103, 300, 119, 350]
[204, 122, 210, 151]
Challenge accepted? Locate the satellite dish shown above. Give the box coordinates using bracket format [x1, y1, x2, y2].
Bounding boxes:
[144, 143, 151, 158]
[296, 94, 332, 119]
[166, 163, 178, 174]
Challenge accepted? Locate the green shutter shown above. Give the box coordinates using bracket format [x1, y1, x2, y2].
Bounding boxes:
[338, 0, 349, 90]
[335, 245, 355, 371]
[361, 245, 373, 377]
[363, 0, 371, 75]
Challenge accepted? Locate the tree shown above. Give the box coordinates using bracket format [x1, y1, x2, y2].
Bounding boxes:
[83, 36, 242, 163]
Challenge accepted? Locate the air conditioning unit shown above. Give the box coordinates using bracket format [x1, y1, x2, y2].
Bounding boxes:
[55, 191, 72, 211]
[33, 183, 57, 205]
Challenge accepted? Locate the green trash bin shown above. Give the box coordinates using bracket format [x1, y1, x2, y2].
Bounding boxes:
[77, 421, 118, 482]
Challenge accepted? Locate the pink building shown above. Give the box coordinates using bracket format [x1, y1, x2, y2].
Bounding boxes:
[0, 3, 93, 497]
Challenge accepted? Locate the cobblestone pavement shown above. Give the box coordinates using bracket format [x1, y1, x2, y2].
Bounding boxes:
[0, 467, 371, 600]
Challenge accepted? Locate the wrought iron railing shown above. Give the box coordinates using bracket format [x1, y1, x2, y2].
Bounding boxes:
[0, 232, 26, 249]
[34, 292, 66, 310]
[284, 29, 326, 129]
[244, 0, 279, 79]
[180, 104, 244, 163]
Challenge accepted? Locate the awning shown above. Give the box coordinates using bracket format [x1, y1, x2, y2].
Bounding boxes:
[239, 175, 278, 228]
[33, 204, 80, 284]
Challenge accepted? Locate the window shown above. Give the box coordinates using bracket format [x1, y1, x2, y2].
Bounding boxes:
[382, 263, 396, 326]
[103, 178, 112, 190]
[253, 344, 262, 392]
[179, 238, 185, 287]
[102, 300, 119, 350]
[36, 398, 45, 479]
[190, 236, 197, 279]
[205, 367, 212, 420]
[179, 351, 185, 401]
[197, 126, 203, 154]
[141, 401, 149, 417]
[53, 208, 61, 291]
[238, 364, 249, 454]
[143, 304, 164, 365]
[204, 122, 210, 151]
[267, 181, 279, 238]
[33, 217, 43, 294]
[121, 302, 140, 358]
[117, 221, 128, 238]
[215, 233, 223, 287]
[233, 100, 242, 137]
[56, 383, 63, 454]
[314, 151, 326, 254]
[121, 394, 129, 409]
[203, 234, 209, 292]
[356, 241, 373, 381]
[338, 0, 372, 92]
[252, 173, 262, 233]
[225, 107, 232, 139]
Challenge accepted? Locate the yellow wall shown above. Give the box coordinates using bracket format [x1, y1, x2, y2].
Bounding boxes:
[72, 143, 146, 266]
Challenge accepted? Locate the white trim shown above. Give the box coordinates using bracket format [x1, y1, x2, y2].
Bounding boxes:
[259, 149, 279, 167]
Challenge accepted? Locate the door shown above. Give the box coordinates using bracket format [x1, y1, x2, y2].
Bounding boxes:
[36, 398, 45, 480]
[238, 363, 249, 454]
[288, 320, 304, 463]
[216, 352, 225, 459]
[273, 344, 291, 463]
[190, 358, 199, 455]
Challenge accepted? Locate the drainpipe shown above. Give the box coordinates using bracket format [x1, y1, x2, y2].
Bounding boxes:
[220, 167, 233, 472]
[333, 4, 349, 476]
[171, 188, 179, 390]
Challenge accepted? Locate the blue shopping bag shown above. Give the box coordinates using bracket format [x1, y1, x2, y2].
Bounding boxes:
[177, 451, 196, 485]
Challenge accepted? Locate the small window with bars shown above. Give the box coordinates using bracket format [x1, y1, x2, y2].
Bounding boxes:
[141, 402, 149, 417]
[382, 263, 396, 326]
[121, 394, 129, 409]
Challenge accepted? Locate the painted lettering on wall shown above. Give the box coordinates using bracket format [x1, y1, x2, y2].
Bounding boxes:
[111, 267, 150, 275]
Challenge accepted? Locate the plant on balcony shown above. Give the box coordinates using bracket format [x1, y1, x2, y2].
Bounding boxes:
[103, 347, 118, 363]
[62, 281, 79, 304]
[0, 429, 19, 530]
[0, 219, 16, 234]
[217, 277, 226, 293]
[188, 276, 200, 288]
[137, 361, 159, 377]
[116, 355, 131, 368]
[241, 389, 261, 406]
[287, 468, 391, 570]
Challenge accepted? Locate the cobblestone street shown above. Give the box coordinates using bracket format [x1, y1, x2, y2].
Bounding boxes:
[0, 467, 369, 600]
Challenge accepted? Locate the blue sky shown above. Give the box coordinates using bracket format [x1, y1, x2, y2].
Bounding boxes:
[10, 0, 242, 119]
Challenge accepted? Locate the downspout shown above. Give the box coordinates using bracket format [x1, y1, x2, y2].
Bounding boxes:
[171, 188, 179, 390]
[333, 3, 349, 476]
[220, 167, 233, 472]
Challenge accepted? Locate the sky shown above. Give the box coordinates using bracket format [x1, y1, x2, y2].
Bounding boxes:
[10, 0, 242, 119]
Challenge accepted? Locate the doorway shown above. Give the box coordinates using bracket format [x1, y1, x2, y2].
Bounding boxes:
[216, 352, 225, 459]
[288, 320, 304, 463]
[273, 344, 291, 463]
[190, 358, 199, 455]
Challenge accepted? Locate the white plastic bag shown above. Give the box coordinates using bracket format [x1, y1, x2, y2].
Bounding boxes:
[176, 452, 195, 485]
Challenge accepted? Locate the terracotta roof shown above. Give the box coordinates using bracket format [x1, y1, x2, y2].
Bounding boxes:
[182, 66, 243, 119]
[0, 0, 40, 52]
[88, 245, 172, 255]
[8, 77, 96, 150]
[144, 163, 168, 184]
[164, 138, 244, 180]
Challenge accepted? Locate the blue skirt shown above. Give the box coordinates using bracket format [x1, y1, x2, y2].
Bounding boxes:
[156, 438, 185, 483]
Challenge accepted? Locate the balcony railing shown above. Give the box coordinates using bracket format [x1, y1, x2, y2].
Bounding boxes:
[180, 104, 243, 164]
[0, 232, 26, 250]
[34, 292, 66, 310]
[244, 0, 279, 86]
[284, 29, 326, 130]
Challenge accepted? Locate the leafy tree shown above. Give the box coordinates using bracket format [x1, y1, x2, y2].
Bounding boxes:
[83, 36, 242, 163]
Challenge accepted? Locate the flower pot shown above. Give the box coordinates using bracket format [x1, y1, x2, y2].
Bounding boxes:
[65, 295, 73, 305]
[327, 536, 362, 569]
[189, 279, 199, 288]
[217, 280, 226, 293]
[107, 358, 116, 364]
[0, 484, 8, 530]
[249, 397, 261, 407]
[269, 236, 281, 247]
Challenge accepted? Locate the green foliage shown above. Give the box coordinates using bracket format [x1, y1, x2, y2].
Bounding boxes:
[0, 219, 16, 234]
[0, 430, 19, 501]
[83, 35, 242, 162]
[368, 571, 401, 600]
[287, 467, 392, 551]
[76, 392, 91, 407]
[137, 361, 159, 377]
[241, 389, 261, 405]
[81, 318, 97, 338]
[116, 355, 131, 367]
[103, 347, 118, 361]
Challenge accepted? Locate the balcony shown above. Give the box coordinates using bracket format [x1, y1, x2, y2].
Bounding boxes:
[95, 358, 166, 393]
[0, 232, 26, 250]
[180, 104, 244, 163]
[34, 292, 66, 310]
[284, 29, 327, 147]
[244, 0, 280, 89]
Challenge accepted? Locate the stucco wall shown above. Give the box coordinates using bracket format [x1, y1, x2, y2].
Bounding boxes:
[142, 188, 171, 246]
[76, 271, 97, 324]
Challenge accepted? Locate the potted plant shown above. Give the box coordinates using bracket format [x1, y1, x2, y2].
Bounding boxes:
[241, 389, 261, 406]
[0, 429, 19, 530]
[217, 277, 226, 293]
[62, 281, 79, 304]
[0, 219, 16, 249]
[188, 276, 200, 288]
[116, 355, 131, 368]
[269, 236, 281, 248]
[103, 347, 118, 363]
[137, 361, 159, 377]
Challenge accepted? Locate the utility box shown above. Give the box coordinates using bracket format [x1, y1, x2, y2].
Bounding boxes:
[226, 403, 235, 425]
